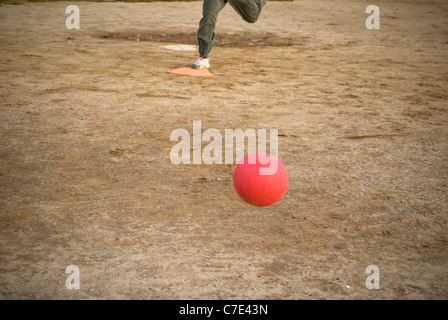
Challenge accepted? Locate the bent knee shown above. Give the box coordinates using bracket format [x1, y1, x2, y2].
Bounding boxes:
[244, 16, 258, 23]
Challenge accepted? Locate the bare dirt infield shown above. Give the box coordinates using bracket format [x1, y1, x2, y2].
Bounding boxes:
[0, 1, 447, 299]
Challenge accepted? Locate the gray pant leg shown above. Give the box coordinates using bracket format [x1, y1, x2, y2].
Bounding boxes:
[197, 0, 265, 57]
[228, 0, 264, 23]
[198, 0, 227, 58]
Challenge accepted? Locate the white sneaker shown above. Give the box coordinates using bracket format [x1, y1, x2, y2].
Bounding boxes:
[192, 57, 210, 69]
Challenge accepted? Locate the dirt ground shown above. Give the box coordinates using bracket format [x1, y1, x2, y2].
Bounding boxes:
[0, 0, 447, 300]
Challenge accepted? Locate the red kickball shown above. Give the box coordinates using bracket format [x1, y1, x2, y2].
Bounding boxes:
[233, 152, 288, 207]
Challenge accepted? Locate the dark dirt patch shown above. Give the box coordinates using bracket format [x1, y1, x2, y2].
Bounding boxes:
[99, 31, 298, 47]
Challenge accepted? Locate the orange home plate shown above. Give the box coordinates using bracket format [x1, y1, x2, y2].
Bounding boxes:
[167, 67, 214, 77]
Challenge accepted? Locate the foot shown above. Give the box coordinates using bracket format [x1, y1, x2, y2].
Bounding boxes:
[192, 57, 210, 69]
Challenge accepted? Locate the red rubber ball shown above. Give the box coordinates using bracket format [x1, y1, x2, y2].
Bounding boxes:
[233, 152, 288, 207]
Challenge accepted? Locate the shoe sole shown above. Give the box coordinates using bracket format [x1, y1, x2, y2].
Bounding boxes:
[192, 64, 211, 69]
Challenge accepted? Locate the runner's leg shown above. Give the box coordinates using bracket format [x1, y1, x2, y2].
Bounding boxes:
[227, 0, 265, 23]
[198, 0, 227, 58]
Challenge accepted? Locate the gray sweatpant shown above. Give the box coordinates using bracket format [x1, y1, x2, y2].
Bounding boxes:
[197, 0, 265, 58]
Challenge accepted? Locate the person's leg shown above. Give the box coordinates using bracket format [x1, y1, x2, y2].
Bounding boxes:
[197, 0, 227, 59]
[227, 0, 266, 24]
